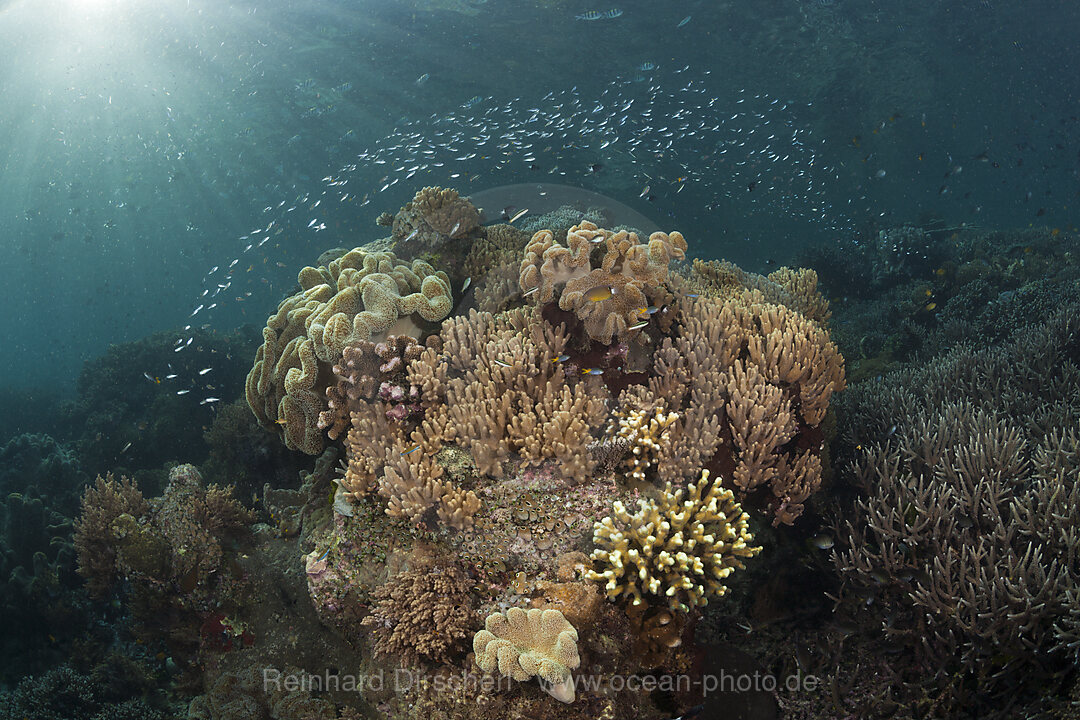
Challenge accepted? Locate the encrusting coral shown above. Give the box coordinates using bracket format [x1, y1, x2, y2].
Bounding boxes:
[360, 563, 475, 666]
[473, 607, 581, 703]
[246, 247, 453, 454]
[518, 220, 687, 343]
[588, 469, 761, 612]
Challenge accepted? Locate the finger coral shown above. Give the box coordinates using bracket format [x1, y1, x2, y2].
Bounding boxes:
[644, 291, 844, 524]
[519, 220, 687, 344]
[473, 607, 581, 703]
[246, 248, 452, 454]
[587, 469, 761, 612]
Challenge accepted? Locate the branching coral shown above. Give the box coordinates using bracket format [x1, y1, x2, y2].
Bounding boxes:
[613, 404, 679, 482]
[318, 335, 424, 440]
[833, 306, 1080, 711]
[405, 308, 607, 481]
[642, 292, 844, 523]
[360, 563, 475, 666]
[587, 469, 761, 612]
[518, 220, 687, 344]
[246, 248, 452, 454]
[473, 607, 581, 703]
[73, 473, 149, 598]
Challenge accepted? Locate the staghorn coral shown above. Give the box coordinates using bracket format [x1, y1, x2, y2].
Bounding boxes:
[518, 220, 687, 344]
[391, 186, 481, 254]
[588, 469, 761, 612]
[473, 607, 581, 703]
[832, 305, 1080, 714]
[246, 248, 452, 454]
[360, 563, 475, 666]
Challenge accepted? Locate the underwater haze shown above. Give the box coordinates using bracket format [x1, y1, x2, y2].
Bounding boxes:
[1, 0, 1077, 390]
[0, 0, 1078, 718]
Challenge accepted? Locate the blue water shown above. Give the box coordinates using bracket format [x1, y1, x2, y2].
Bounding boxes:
[0, 0, 1076, 391]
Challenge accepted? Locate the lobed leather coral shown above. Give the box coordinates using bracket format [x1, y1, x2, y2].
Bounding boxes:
[245, 247, 452, 454]
[587, 469, 761, 612]
[360, 563, 475, 667]
[473, 607, 581, 703]
[518, 220, 687, 343]
[391, 186, 481, 254]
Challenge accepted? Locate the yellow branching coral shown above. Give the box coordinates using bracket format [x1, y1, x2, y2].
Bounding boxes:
[518, 220, 687, 344]
[587, 469, 761, 612]
[473, 607, 581, 703]
[245, 248, 452, 454]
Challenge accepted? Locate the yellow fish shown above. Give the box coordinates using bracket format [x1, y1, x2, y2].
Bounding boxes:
[584, 286, 614, 302]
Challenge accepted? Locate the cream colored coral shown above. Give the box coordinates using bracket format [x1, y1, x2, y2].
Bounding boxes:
[588, 469, 761, 611]
[614, 405, 679, 482]
[473, 608, 581, 703]
[246, 248, 453, 455]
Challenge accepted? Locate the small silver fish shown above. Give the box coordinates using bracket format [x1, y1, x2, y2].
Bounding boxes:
[449, 221, 461, 236]
[404, 228, 420, 242]
[639, 184, 650, 198]
[176, 389, 190, 395]
[198, 367, 212, 375]
[461, 277, 472, 293]
[415, 73, 430, 86]
[200, 397, 220, 405]
[509, 208, 529, 223]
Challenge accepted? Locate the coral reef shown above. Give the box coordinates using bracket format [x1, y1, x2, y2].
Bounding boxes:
[61, 327, 258, 475]
[519, 220, 687, 344]
[639, 289, 844, 524]
[390, 186, 481, 256]
[473, 607, 581, 703]
[831, 305, 1080, 714]
[588, 469, 761, 611]
[360, 562, 475, 666]
[74, 465, 254, 669]
[245, 248, 453, 454]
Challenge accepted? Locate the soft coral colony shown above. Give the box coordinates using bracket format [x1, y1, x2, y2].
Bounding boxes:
[244, 187, 846, 716]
